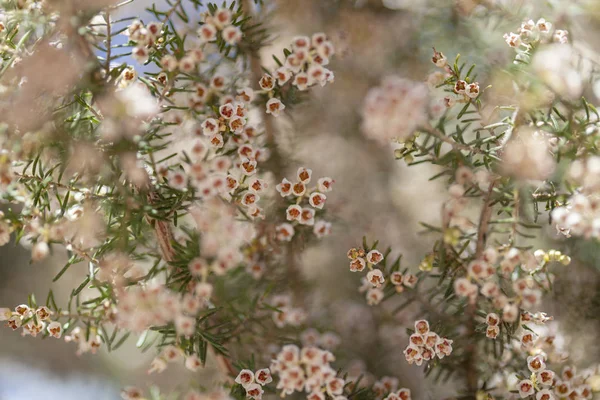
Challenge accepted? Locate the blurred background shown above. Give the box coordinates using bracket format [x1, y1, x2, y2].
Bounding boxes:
[2, 0, 600, 398]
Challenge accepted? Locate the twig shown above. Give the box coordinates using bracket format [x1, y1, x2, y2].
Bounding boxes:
[465, 179, 497, 395]
[104, 11, 111, 73]
[422, 123, 482, 154]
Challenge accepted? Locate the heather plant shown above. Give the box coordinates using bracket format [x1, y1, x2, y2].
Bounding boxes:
[0, 1, 599, 400]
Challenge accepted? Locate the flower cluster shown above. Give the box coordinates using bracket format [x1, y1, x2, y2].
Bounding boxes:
[361, 76, 428, 143]
[403, 320, 453, 366]
[269, 294, 308, 328]
[63, 326, 103, 356]
[453, 245, 565, 326]
[126, 19, 164, 63]
[269, 344, 346, 399]
[235, 367, 273, 400]
[503, 18, 568, 50]
[347, 246, 418, 305]
[0, 304, 63, 339]
[197, 7, 243, 45]
[552, 156, 600, 239]
[276, 168, 334, 241]
[516, 357, 593, 399]
[261, 34, 336, 117]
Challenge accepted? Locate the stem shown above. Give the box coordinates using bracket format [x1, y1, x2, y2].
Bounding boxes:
[240, 0, 285, 179]
[422, 123, 482, 154]
[465, 179, 497, 396]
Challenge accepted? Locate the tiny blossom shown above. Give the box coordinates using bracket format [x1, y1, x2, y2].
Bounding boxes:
[527, 354, 546, 372]
[286, 205, 302, 221]
[366, 288, 384, 305]
[185, 355, 202, 371]
[255, 368, 272, 386]
[235, 369, 255, 387]
[265, 98, 285, 117]
[349, 257, 366, 272]
[47, 321, 63, 338]
[517, 379, 535, 398]
[366, 250, 383, 265]
[537, 369, 555, 386]
[222, 25, 242, 45]
[486, 325, 499, 339]
[366, 269, 385, 288]
[276, 178, 293, 197]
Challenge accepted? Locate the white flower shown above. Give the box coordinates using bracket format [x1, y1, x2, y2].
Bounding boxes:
[185, 354, 202, 371]
[366, 288, 384, 305]
[265, 98, 285, 117]
[116, 83, 159, 117]
[527, 355, 546, 373]
[276, 178, 293, 197]
[535, 389, 554, 400]
[309, 192, 326, 209]
[517, 379, 535, 398]
[198, 23, 217, 42]
[235, 369, 255, 387]
[366, 269, 385, 288]
[222, 25, 242, 45]
[366, 250, 383, 265]
[32, 241, 49, 261]
[255, 368, 272, 385]
[46, 321, 62, 338]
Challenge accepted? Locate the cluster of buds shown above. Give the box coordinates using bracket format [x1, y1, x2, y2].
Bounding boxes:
[126, 20, 164, 64]
[551, 156, 600, 239]
[361, 76, 428, 143]
[269, 294, 308, 328]
[115, 282, 210, 337]
[503, 18, 568, 50]
[300, 328, 341, 350]
[235, 368, 273, 400]
[516, 359, 593, 399]
[1, 304, 63, 339]
[403, 320, 453, 366]
[261, 33, 335, 117]
[371, 376, 411, 400]
[484, 312, 501, 339]
[429, 49, 483, 110]
[453, 245, 562, 324]
[64, 326, 102, 355]
[276, 168, 333, 241]
[269, 344, 346, 399]
[148, 344, 205, 374]
[552, 192, 600, 240]
[348, 246, 418, 305]
[197, 7, 243, 46]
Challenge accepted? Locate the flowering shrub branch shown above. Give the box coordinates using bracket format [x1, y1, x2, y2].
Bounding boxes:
[0, 1, 600, 400]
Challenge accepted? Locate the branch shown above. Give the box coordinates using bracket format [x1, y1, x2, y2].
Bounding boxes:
[422, 123, 483, 154]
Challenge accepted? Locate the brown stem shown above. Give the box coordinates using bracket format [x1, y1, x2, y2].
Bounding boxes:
[464, 179, 497, 396]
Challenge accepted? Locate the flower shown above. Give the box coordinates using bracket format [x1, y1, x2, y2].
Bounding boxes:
[235, 369, 255, 387]
[349, 258, 366, 272]
[517, 379, 535, 398]
[255, 368, 272, 386]
[366, 269, 385, 288]
[185, 355, 202, 371]
[245, 383, 264, 400]
[527, 354, 546, 372]
[222, 25, 242, 45]
[486, 325, 499, 339]
[47, 321, 62, 338]
[366, 250, 383, 265]
[266, 98, 285, 117]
